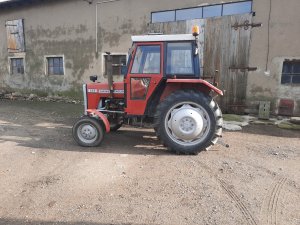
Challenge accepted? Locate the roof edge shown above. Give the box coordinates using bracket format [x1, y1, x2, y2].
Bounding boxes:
[131, 34, 195, 42]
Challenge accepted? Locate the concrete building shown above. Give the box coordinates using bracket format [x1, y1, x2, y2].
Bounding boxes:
[0, 0, 299, 115]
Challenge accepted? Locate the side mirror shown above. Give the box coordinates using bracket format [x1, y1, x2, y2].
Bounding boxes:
[121, 65, 127, 75]
[90, 75, 98, 82]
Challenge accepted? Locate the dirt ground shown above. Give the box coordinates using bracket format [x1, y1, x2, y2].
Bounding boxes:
[0, 100, 299, 225]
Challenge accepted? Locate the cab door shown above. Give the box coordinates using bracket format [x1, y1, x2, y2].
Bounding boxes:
[125, 42, 163, 115]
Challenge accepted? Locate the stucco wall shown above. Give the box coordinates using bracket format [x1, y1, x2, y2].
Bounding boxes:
[0, 0, 96, 96]
[248, 0, 300, 115]
[0, 0, 299, 115]
[0, 0, 230, 96]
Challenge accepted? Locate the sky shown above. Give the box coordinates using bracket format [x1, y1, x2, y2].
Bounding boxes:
[0, 0, 12, 2]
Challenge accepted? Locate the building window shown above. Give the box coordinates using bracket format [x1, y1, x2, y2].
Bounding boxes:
[176, 7, 203, 21]
[223, 1, 252, 16]
[104, 54, 127, 76]
[281, 60, 300, 84]
[5, 19, 25, 53]
[203, 5, 222, 18]
[10, 58, 24, 75]
[46, 56, 64, 75]
[151, 0, 252, 23]
[152, 10, 175, 23]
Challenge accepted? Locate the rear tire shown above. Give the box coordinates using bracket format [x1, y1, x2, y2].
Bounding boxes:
[72, 117, 104, 147]
[154, 90, 223, 155]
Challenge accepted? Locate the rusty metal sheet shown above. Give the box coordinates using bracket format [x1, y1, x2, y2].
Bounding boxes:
[6, 19, 25, 53]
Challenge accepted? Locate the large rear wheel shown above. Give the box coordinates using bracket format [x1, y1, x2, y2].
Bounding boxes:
[154, 90, 222, 154]
[72, 117, 104, 147]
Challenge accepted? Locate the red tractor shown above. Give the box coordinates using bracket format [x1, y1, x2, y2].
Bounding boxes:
[73, 26, 224, 155]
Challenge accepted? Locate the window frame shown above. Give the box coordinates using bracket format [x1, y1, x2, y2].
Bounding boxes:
[44, 55, 65, 76]
[203, 4, 222, 18]
[281, 60, 300, 85]
[165, 41, 198, 77]
[8, 56, 25, 75]
[151, 0, 253, 23]
[130, 45, 162, 75]
[222, 1, 253, 16]
[130, 77, 151, 100]
[176, 7, 203, 21]
[101, 52, 128, 77]
[151, 10, 176, 23]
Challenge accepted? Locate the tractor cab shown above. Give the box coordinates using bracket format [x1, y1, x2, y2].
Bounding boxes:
[73, 26, 224, 155]
[124, 34, 201, 115]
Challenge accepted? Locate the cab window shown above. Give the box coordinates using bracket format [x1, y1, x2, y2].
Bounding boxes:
[166, 42, 194, 75]
[131, 45, 161, 74]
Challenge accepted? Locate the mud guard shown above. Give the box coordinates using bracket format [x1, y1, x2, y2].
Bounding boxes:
[86, 109, 110, 133]
[167, 79, 224, 96]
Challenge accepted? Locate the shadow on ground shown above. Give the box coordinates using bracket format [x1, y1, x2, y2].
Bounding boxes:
[0, 100, 173, 155]
[1, 100, 299, 156]
[0, 123, 172, 155]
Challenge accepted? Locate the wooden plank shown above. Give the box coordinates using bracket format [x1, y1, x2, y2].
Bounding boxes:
[228, 14, 252, 113]
[6, 19, 25, 53]
[203, 17, 222, 82]
[219, 16, 232, 112]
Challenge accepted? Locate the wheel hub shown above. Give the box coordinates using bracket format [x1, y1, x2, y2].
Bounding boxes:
[168, 104, 205, 142]
[79, 124, 97, 141]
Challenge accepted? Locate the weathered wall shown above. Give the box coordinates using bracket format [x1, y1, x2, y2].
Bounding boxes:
[0, 0, 234, 97]
[248, 0, 300, 115]
[0, 0, 97, 97]
[0, 0, 299, 115]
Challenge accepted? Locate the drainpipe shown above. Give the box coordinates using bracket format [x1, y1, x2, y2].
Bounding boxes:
[95, 0, 122, 53]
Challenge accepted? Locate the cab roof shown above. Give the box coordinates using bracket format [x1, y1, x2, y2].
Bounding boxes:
[131, 34, 195, 42]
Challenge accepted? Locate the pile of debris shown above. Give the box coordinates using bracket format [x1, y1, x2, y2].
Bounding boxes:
[223, 114, 300, 131]
[0, 90, 81, 104]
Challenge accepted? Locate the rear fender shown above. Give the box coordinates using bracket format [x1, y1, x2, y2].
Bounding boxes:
[160, 79, 223, 101]
[86, 109, 110, 133]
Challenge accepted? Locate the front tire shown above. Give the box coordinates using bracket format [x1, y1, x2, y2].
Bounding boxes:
[72, 117, 104, 147]
[154, 90, 223, 155]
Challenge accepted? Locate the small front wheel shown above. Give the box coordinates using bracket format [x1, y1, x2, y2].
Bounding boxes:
[72, 117, 104, 147]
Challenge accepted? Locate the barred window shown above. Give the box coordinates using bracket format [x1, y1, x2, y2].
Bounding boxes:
[281, 60, 300, 84]
[46, 57, 64, 75]
[10, 58, 24, 75]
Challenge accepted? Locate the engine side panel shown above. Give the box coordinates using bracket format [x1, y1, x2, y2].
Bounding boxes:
[86, 82, 124, 109]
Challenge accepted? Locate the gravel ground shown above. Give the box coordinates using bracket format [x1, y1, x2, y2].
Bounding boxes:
[0, 100, 299, 225]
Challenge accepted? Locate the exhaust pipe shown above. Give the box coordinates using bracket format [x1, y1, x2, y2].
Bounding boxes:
[106, 52, 113, 98]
